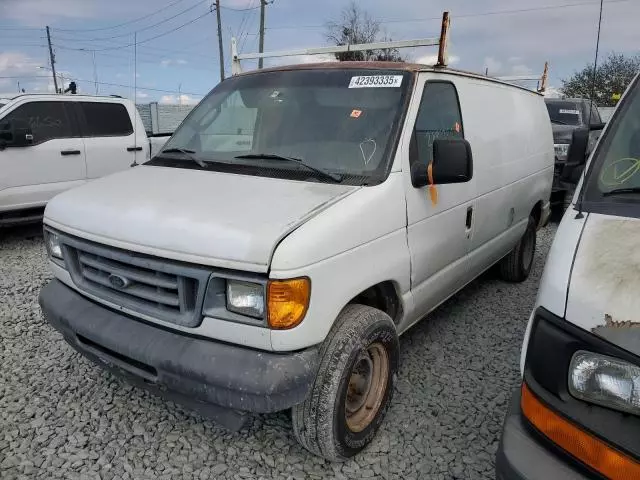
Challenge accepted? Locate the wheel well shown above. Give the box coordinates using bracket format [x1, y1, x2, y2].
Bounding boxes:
[530, 201, 542, 229]
[349, 281, 402, 323]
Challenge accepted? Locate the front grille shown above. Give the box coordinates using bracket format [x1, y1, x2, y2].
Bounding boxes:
[59, 233, 210, 328]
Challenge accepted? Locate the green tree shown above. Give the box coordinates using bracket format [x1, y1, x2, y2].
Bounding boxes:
[561, 52, 640, 106]
[325, 2, 405, 62]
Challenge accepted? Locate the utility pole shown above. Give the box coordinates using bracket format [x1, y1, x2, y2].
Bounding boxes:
[258, 0, 267, 69]
[92, 50, 99, 95]
[45, 26, 59, 94]
[215, 0, 225, 81]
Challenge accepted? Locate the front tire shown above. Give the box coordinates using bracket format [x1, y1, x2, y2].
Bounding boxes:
[292, 304, 399, 461]
[499, 215, 536, 283]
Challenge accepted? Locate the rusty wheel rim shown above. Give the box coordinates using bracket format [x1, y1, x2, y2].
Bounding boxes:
[345, 342, 389, 433]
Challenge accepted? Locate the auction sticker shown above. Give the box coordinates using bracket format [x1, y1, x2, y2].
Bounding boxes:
[349, 75, 403, 88]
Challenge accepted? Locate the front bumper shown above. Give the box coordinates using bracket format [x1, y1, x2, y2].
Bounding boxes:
[39, 279, 319, 429]
[496, 388, 591, 480]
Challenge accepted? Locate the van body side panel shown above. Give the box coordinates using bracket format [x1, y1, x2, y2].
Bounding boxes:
[269, 173, 410, 351]
[457, 79, 554, 279]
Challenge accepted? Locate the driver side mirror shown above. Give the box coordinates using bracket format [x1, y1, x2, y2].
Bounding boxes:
[411, 138, 473, 188]
[0, 119, 33, 150]
[561, 123, 605, 184]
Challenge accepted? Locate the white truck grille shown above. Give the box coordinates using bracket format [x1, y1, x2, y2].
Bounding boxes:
[58, 233, 210, 328]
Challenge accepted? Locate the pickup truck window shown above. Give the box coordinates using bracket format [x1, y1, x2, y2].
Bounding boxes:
[545, 100, 583, 126]
[154, 69, 412, 185]
[79, 102, 133, 137]
[412, 81, 464, 167]
[1, 101, 74, 145]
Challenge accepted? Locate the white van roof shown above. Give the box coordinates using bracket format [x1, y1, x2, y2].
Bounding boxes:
[235, 61, 544, 97]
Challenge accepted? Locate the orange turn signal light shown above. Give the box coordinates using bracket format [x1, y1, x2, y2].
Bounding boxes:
[267, 278, 310, 330]
[521, 382, 640, 479]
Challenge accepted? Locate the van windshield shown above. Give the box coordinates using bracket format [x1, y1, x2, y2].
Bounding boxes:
[582, 75, 640, 210]
[545, 100, 583, 125]
[150, 69, 412, 185]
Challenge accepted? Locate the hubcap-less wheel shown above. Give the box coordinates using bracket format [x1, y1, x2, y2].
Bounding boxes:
[345, 343, 389, 433]
[522, 226, 535, 272]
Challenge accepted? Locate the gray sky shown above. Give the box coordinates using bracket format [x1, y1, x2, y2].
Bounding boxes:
[1, 0, 639, 102]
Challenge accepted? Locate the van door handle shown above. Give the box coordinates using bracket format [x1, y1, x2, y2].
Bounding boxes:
[60, 149, 81, 156]
[127, 146, 143, 152]
[466, 206, 473, 230]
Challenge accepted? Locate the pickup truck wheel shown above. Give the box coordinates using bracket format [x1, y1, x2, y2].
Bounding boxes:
[499, 215, 536, 283]
[292, 304, 399, 461]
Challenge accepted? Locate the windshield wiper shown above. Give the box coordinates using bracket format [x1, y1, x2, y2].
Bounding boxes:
[602, 187, 640, 197]
[234, 153, 343, 182]
[159, 147, 206, 168]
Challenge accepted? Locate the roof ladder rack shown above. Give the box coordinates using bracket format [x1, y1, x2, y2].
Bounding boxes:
[231, 12, 451, 76]
[496, 61, 549, 93]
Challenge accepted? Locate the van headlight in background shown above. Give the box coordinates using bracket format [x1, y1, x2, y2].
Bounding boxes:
[569, 351, 640, 415]
[554, 143, 570, 162]
[226, 280, 265, 318]
[44, 231, 63, 260]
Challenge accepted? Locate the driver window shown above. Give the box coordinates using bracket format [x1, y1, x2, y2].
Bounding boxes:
[2, 101, 73, 145]
[198, 91, 257, 153]
[412, 82, 464, 166]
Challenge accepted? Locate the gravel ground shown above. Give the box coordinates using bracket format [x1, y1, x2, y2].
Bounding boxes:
[1, 223, 557, 480]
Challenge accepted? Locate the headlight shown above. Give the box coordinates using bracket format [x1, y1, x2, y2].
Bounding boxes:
[569, 351, 640, 415]
[554, 143, 570, 161]
[226, 280, 265, 318]
[45, 231, 63, 259]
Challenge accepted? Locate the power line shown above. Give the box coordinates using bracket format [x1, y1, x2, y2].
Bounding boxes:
[219, 3, 261, 11]
[51, 0, 209, 42]
[53, 11, 213, 52]
[53, 0, 191, 32]
[265, 0, 631, 30]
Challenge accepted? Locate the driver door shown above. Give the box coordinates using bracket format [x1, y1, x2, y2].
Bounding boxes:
[0, 100, 86, 211]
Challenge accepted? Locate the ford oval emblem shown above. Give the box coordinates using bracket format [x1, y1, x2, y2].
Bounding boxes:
[108, 274, 130, 290]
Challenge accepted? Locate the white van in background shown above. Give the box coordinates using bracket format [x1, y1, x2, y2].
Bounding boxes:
[0, 94, 157, 226]
[496, 74, 640, 479]
[39, 61, 553, 461]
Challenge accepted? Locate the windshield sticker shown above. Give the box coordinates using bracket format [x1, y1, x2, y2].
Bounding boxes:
[349, 75, 403, 88]
[350, 109, 362, 118]
[559, 109, 580, 115]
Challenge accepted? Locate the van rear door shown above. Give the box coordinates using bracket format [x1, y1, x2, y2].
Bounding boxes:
[74, 101, 140, 179]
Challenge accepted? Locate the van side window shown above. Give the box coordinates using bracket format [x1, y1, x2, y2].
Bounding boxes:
[2, 101, 73, 145]
[80, 102, 133, 137]
[412, 82, 464, 166]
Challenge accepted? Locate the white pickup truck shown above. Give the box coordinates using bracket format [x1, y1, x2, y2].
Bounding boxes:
[0, 94, 170, 226]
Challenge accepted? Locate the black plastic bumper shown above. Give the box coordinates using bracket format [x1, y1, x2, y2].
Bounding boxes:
[496, 388, 592, 480]
[39, 279, 319, 429]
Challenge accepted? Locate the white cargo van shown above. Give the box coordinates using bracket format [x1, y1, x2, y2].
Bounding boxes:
[0, 94, 150, 226]
[496, 75, 640, 479]
[39, 52, 553, 459]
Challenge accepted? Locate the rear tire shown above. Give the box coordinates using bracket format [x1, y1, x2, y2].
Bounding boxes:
[499, 215, 536, 283]
[292, 304, 399, 462]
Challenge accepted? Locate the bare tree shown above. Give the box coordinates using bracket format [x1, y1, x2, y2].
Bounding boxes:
[325, 2, 404, 62]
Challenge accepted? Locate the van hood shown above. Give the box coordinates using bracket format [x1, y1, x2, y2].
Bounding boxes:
[566, 213, 640, 357]
[44, 165, 358, 272]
